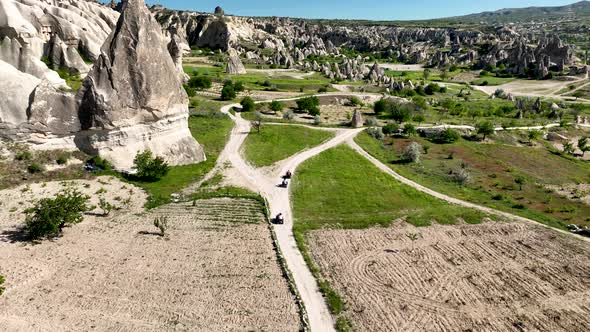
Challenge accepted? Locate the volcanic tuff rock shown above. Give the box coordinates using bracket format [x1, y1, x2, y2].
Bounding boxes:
[226, 47, 246, 74]
[78, 0, 205, 170]
[351, 110, 363, 128]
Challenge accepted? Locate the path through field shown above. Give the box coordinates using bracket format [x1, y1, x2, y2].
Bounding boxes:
[204, 94, 590, 331]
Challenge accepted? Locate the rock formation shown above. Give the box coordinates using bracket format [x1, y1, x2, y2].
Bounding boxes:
[351, 110, 363, 128]
[78, 0, 205, 170]
[226, 48, 247, 74]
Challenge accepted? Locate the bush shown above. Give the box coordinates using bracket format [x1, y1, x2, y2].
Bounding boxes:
[296, 96, 320, 115]
[318, 86, 329, 93]
[270, 100, 283, 113]
[449, 167, 471, 185]
[233, 81, 245, 92]
[402, 142, 422, 163]
[425, 83, 441, 95]
[382, 122, 400, 136]
[240, 96, 255, 112]
[27, 163, 44, 174]
[98, 197, 114, 216]
[476, 121, 495, 140]
[220, 84, 236, 100]
[133, 150, 170, 182]
[313, 115, 322, 125]
[183, 84, 196, 97]
[15, 151, 32, 161]
[188, 76, 212, 90]
[367, 127, 384, 140]
[56, 154, 69, 165]
[348, 96, 362, 106]
[0, 275, 4, 296]
[283, 110, 295, 120]
[435, 128, 461, 144]
[24, 189, 90, 239]
[87, 156, 112, 171]
[403, 123, 417, 136]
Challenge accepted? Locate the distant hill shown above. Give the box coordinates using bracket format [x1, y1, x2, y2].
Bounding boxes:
[444, 1, 590, 24]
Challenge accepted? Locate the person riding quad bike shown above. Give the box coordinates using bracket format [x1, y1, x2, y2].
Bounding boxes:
[284, 170, 292, 179]
[275, 213, 284, 224]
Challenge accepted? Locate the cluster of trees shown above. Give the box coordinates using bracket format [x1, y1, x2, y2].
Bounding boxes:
[184, 75, 212, 97]
[221, 80, 245, 100]
[374, 98, 422, 123]
[296, 96, 320, 116]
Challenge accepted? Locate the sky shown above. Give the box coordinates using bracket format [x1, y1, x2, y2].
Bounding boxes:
[145, 0, 578, 20]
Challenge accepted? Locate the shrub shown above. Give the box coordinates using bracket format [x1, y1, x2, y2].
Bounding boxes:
[365, 118, 379, 127]
[283, 110, 295, 120]
[435, 128, 461, 144]
[220, 84, 236, 100]
[296, 96, 320, 114]
[425, 83, 441, 95]
[476, 121, 495, 140]
[87, 156, 112, 171]
[240, 96, 255, 112]
[15, 151, 32, 161]
[153, 216, 169, 236]
[98, 197, 114, 216]
[183, 84, 196, 97]
[27, 163, 44, 174]
[133, 150, 170, 182]
[56, 154, 69, 165]
[270, 100, 283, 113]
[402, 142, 422, 163]
[528, 130, 543, 141]
[0, 275, 5, 296]
[318, 86, 329, 93]
[403, 123, 417, 136]
[449, 167, 471, 185]
[188, 76, 212, 90]
[382, 123, 400, 136]
[492, 193, 504, 201]
[367, 127, 384, 140]
[413, 114, 425, 124]
[313, 115, 322, 125]
[348, 96, 362, 106]
[373, 99, 387, 114]
[24, 189, 89, 239]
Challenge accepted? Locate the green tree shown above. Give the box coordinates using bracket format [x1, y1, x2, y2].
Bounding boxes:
[528, 130, 542, 142]
[24, 189, 90, 239]
[133, 150, 170, 182]
[382, 122, 400, 136]
[423, 68, 431, 81]
[564, 141, 575, 155]
[468, 108, 482, 120]
[0, 275, 5, 296]
[436, 128, 461, 144]
[374, 99, 387, 114]
[412, 114, 426, 124]
[578, 137, 589, 157]
[220, 83, 236, 100]
[391, 103, 413, 123]
[476, 121, 495, 140]
[270, 100, 283, 113]
[514, 175, 526, 191]
[188, 76, 212, 90]
[296, 96, 320, 115]
[403, 123, 417, 136]
[440, 68, 449, 81]
[240, 96, 255, 112]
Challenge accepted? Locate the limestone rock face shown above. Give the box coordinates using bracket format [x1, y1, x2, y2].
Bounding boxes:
[226, 48, 246, 74]
[28, 80, 80, 135]
[351, 110, 363, 128]
[78, 0, 205, 170]
[0, 60, 40, 128]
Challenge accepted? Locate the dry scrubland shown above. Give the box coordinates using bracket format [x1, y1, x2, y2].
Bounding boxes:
[308, 221, 590, 331]
[0, 177, 299, 331]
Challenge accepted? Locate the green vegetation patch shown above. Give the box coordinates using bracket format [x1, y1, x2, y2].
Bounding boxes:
[355, 132, 590, 229]
[292, 145, 491, 231]
[243, 125, 334, 167]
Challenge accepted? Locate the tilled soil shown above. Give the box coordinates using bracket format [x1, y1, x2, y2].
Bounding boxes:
[308, 221, 590, 332]
[0, 178, 299, 331]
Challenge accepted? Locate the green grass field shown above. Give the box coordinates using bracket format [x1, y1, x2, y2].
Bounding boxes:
[355, 132, 590, 229]
[291, 145, 492, 232]
[130, 112, 234, 207]
[243, 125, 334, 167]
[470, 75, 516, 86]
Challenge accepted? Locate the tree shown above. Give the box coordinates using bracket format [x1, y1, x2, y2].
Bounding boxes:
[240, 96, 255, 112]
[374, 99, 387, 114]
[391, 103, 413, 123]
[528, 130, 542, 142]
[514, 175, 526, 191]
[251, 111, 263, 133]
[233, 81, 245, 92]
[412, 96, 428, 111]
[133, 150, 170, 182]
[468, 108, 482, 120]
[578, 137, 589, 157]
[436, 128, 461, 143]
[24, 189, 89, 239]
[296, 96, 320, 115]
[423, 68, 431, 81]
[382, 122, 400, 136]
[270, 100, 283, 114]
[403, 123, 417, 136]
[425, 83, 441, 95]
[476, 121, 495, 140]
[188, 76, 212, 90]
[440, 68, 449, 81]
[348, 96, 362, 106]
[220, 83, 236, 100]
[573, 91, 584, 100]
[402, 142, 422, 163]
[413, 114, 425, 125]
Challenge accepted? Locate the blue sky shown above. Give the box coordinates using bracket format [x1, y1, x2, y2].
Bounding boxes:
[145, 0, 578, 20]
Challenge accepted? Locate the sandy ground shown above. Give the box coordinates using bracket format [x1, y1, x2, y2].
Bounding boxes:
[475, 78, 590, 103]
[546, 183, 590, 206]
[0, 178, 299, 331]
[379, 64, 424, 71]
[307, 221, 590, 331]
